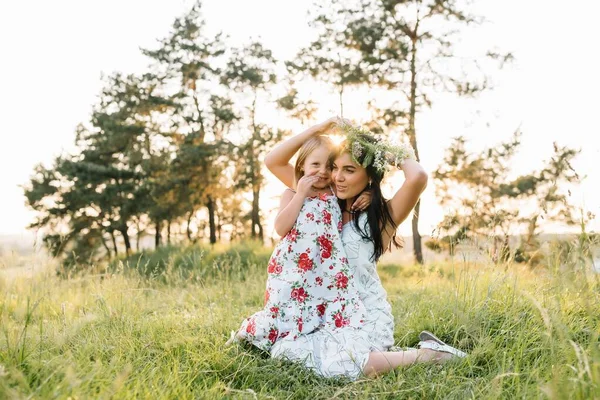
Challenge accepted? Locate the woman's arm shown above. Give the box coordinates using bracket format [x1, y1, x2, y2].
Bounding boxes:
[381, 159, 427, 250]
[386, 159, 428, 226]
[265, 117, 342, 188]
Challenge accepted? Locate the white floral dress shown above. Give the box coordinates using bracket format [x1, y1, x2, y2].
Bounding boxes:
[237, 191, 367, 351]
[269, 212, 395, 380]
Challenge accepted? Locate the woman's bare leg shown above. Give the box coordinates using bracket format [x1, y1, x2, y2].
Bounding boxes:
[363, 346, 453, 377]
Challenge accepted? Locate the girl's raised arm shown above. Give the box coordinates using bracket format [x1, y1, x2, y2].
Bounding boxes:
[265, 117, 340, 188]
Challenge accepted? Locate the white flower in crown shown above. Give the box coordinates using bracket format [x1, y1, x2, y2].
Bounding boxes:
[351, 141, 363, 159]
[373, 149, 386, 172]
[340, 122, 416, 172]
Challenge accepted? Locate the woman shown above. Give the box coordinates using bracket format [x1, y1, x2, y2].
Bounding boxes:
[259, 118, 466, 379]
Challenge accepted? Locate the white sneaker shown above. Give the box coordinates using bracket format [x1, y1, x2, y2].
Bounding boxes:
[417, 330, 467, 358]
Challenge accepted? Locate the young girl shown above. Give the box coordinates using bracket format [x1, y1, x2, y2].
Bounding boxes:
[229, 117, 370, 351]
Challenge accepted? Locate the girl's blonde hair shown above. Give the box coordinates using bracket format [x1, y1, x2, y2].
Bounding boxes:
[294, 135, 335, 186]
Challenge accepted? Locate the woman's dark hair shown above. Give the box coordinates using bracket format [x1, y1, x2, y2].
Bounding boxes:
[336, 134, 402, 262]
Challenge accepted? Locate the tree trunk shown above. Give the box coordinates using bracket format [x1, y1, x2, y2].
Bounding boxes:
[101, 234, 112, 259]
[251, 187, 263, 242]
[408, 35, 424, 264]
[339, 85, 344, 118]
[119, 226, 131, 256]
[207, 197, 217, 244]
[500, 235, 511, 263]
[217, 211, 222, 241]
[135, 224, 141, 251]
[193, 91, 206, 143]
[411, 201, 424, 264]
[154, 220, 161, 249]
[249, 92, 263, 242]
[250, 154, 257, 240]
[186, 210, 194, 242]
[167, 220, 171, 245]
[110, 230, 118, 256]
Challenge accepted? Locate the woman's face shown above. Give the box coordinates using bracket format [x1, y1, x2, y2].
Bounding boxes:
[332, 152, 369, 200]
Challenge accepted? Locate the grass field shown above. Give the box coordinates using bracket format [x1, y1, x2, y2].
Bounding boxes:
[1, 242, 599, 399]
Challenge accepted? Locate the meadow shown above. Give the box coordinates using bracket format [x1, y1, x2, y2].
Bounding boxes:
[1, 241, 599, 399]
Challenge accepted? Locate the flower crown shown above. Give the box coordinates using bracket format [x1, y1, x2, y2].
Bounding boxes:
[337, 121, 416, 174]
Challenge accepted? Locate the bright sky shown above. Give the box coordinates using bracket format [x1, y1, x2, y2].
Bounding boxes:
[1, 0, 598, 239]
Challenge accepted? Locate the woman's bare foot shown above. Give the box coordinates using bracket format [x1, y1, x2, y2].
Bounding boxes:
[225, 330, 244, 346]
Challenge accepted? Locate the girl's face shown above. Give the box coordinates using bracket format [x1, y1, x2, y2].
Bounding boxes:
[302, 145, 332, 189]
[332, 152, 369, 200]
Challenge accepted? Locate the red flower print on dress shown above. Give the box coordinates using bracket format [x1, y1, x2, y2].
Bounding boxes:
[286, 228, 298, 243]
[267, 258, 277, 273]
[297, 317, 303, 332]
[306, 212, 314, 221]
[298, 253, 314, 272]
[333, 312, 350, 328]
[317, 303, 326, 316]
[270, 306, 279, 318]
[338, 220, 343, 232]
[246, 318, 256, 335]
[323, 210, 332, 225]
[268, 328, 279, 343]
[318, 235, 333, 259]
[315, 276, 323, 286]
[290, 287, 308, 303]
[335, 272, 349, 289]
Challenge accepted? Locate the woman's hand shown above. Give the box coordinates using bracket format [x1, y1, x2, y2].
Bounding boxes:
[335, 116, 353, 130]
[315, 116, 352, 134]
[352, 189, 372, 211]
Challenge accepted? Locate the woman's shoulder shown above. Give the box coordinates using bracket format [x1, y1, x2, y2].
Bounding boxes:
[343, 212, 369, 235]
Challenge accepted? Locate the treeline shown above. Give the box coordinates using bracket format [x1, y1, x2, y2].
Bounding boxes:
[25, 1, 582, 268]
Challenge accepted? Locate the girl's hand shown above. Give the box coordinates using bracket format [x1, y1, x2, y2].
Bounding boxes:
[352, 189, 372, 211]
[296, 174, 319, 197]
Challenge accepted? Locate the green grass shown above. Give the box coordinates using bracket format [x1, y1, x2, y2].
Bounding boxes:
[1, 243, 600, 399]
